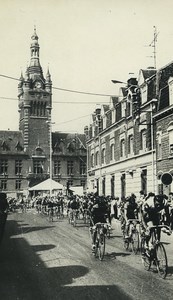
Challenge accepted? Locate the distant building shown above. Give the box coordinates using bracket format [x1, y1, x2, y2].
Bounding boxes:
[0, 29, 87, 198]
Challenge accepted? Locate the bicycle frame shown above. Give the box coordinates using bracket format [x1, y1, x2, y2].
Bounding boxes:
[141, 225, 169, 279]
[93, 222, 109, 261]
[123, 219, 140, 254]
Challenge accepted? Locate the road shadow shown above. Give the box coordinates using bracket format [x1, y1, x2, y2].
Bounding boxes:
[31, 244, 56, 252]
[105, 251, 131, 260]
[167, 265, 173, 276]
[0, 219, 133, 300]
[13, 225, 56, 235]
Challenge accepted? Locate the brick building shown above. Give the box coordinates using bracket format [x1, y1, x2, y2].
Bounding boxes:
[0, 29, 87, 198]
[86, 62, 173, 198]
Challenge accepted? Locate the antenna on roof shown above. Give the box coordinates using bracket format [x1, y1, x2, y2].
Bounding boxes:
[147, 26, 159, 69]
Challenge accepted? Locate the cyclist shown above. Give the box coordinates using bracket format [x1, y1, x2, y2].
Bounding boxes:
[69, 196, 80, 221]
[89, 196, 109, 252]
[81, 197, 89, 218]
[141, 193, 171, 249]
[47, 197, 55, 219]
[124, 194, 138, 239]
[168, 192, 173, 230]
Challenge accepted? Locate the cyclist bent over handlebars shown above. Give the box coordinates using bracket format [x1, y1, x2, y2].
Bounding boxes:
[89, 196, 109, 252]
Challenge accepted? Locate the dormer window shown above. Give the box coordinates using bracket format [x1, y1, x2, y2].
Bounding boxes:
[168, 77, 173, 106]
[1, 141, 9, 151]
[141, 84, 148, 104]
[54, 142, 61, 152]
[67, 140, 76, 152]
[35, 146, 43, 156]
[15, 141, 23, 151]
[121, 101, 126, 118]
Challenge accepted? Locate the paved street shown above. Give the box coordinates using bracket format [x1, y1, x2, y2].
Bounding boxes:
[0, 209, 173, 300]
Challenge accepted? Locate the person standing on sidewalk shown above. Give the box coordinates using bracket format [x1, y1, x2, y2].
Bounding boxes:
[0, 192, 9, 242]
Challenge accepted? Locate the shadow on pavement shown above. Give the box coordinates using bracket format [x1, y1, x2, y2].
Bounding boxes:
[0, 219, 133, 300]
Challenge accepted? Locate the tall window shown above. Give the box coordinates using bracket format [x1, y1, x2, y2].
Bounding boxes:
[168, 124, 173, 155]
[128, 135, 134, 154]
[141, 129, 147, 151]
[157, 132, 162, 159]
[15, 160, 22, 175]
[33, 160, 43, 174]
[110, 144, 115, 161]
[141, 169, 147, 195]
[120, 139, 125, 157]
[95, 151, 99, 166]
[91, 154, 94, 168]
[81, 180, 85, 187]
[0, 160, 8, 175]
[16, 179, 22, 190]
[80, 161, 86, 175]
[102, 177, 105, 196]
[121, 173, 126, 199]
[101, 148, 106, 164]
[111, 175, 115, 197]
[67, 161, 73, 175]
[54, 160, 61, 175]
[1, 179, 7, 190]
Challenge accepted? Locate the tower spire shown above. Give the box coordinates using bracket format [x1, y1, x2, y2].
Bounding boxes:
[28, 27, 43, 80]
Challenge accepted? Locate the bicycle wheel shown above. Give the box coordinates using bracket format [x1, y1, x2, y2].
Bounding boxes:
[94, 238, 99, 258]
[73, 214, 76, 227]
[123, 234, 129, 251]
[48, 211, 53, 222]
[98, 234, 105, 261]
[140, 238, 151, 271]
[131, 230, 139, 254]
[155, 243, 168, 279]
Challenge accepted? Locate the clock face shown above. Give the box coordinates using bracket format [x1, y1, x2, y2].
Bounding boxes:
[35, 82, 42, 89]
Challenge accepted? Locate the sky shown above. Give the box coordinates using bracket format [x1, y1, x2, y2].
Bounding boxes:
[1, 0, 173, 133]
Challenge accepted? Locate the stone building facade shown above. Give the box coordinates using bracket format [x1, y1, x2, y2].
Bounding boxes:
[0, 29, 87, 198]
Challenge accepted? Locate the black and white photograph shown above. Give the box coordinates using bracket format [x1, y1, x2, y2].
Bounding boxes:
[0, 0, 173, 299]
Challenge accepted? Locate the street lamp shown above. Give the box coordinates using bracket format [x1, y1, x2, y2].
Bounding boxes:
[46, 120, 55, 198]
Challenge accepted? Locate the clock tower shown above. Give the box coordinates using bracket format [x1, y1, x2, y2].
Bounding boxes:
[18, 28, 52, 183]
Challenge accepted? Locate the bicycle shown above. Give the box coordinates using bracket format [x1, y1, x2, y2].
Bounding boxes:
[55, 206, 64, 219]
[140, 225, 170, 279]
[123, 219, 140, 254]
[83, 208, 89, 224]
[71, 209, 79, 227]
[48, 207, 54, 222]
[90, 222, 109, 261]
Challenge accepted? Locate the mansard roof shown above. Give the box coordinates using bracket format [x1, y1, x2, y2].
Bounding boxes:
[52, 132, 86, 153]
